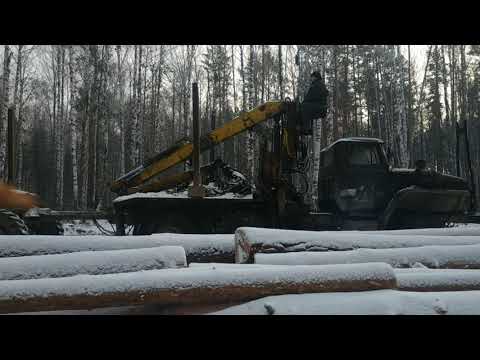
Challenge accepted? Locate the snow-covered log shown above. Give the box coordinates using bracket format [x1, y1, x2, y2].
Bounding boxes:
[211, 289, 480, 315]
[0, 246, 187, 281]
[191, 263, 480, 292]
[255, 244, 480, 269]
[0, 263, 396, 314]
[361, 225, 480, 237]
[235, 227, 480, 263]
[0, 234, 234, 263]
[396, 269, 480, 292]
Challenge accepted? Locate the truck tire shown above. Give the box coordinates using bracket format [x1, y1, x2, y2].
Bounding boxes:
[0, 209, 30, 235]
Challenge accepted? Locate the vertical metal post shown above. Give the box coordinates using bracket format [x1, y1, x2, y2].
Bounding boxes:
[188, 82, 205, 198]
[7, 107, 16, 185]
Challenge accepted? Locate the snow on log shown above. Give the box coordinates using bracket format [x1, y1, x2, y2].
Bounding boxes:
[211, 289, 480, 315]
[396, 269, 480, 292]
[361, 225, 480, 236]
[254, 244, 480, 269]
[235, 227, 480, 263]
[190, 263, 480, 293]
[0, 246, 187, 281]
[0, 233, 234, 263]
[0, 262, 396, 314]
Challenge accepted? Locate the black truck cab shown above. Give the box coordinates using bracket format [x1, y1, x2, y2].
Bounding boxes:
[317, 137, 471, 230]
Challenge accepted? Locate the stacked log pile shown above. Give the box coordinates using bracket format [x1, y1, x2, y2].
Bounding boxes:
[1, 225, 480, 315]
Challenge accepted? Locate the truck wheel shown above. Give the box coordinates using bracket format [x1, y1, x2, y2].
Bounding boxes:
[0, 209, 30, 235]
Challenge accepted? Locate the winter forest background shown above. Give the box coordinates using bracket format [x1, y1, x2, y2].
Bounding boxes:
[0, 45, 479, 210]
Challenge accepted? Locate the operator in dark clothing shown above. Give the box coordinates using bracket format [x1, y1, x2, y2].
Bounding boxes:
[300, 71, 329, 134]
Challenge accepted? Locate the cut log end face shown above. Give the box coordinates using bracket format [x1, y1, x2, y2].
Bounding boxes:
[235, 232, 253, 264]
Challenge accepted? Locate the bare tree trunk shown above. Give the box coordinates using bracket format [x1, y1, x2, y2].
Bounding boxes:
[311, 116, 322, 211]
[278, 45, 283, 100]
[232, 45, 237, 112]
[332, 45, 339, 140]
[12, 45, 23, 185]
[12, 46, 22, 117]
[247, 46, 256, 179]
[171, 78, 176, 145]
[342, 45, 349, 137]
[395, 46, 409, 167]
[132, 45, 139, 166]
[115, 46, 125, 176]
[81, 87, 89, 209]
[407, 45, 413, 166]
[231, 45, 239, 168]
[56, 46, 65, 209]
[0, 45, 12, 179]
[16, 46, 27, 187]
[321, 46, 328, 148]
[158, 50, 166, 151]
[441, 46, 451, 127]
[68, 46, 79, 209]
[136, 45, 143, 163]
[240, 45, 246, 112]
[51, 46, 59, 203]
[261, 45, 265, 103]
[352, 46, 358, 137]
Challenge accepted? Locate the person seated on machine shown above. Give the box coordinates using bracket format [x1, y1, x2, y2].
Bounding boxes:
[300, 71, 329, 135]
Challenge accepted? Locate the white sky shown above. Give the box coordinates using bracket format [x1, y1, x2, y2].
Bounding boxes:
[400, 45, 428, 81]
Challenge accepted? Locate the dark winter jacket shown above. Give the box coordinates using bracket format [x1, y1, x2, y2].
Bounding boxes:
[304, 78, 328, 102]
[303, 78, 329, 118]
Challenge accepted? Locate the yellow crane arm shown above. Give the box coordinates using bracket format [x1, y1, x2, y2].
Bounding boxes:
[111, 101, 286, 194]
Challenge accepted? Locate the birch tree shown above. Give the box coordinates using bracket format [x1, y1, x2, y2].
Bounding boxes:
[0, 45, 12, 179]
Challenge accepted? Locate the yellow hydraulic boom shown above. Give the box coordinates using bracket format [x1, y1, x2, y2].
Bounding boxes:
[111, 101, 286, 195]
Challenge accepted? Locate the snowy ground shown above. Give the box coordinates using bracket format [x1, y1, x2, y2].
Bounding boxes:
[211, 289, 480, 315]
[61, 220, 116, 236]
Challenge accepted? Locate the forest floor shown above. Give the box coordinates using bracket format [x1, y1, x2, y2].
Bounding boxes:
[61, 220, 116, 236]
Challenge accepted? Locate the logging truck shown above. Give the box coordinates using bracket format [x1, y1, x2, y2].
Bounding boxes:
[0, 91, 474, 235]
[110, 93, 475, 235]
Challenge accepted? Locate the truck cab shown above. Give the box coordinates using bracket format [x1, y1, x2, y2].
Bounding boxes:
[317, 137, 471, 230]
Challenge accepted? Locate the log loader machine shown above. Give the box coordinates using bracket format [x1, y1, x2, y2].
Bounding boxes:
[111, 96, 475, 235]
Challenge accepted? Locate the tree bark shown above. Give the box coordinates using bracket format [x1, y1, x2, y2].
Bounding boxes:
[68, 46, 79, 209]
[0, 46, 12, 179]
[0, 262, 396, 314]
